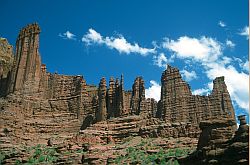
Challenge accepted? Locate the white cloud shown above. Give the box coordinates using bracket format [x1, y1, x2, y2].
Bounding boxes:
[226, 39, 235, 48]
[153, 53, 167, 68]
[192, 88, 210, 95]
[153, 53, 174, 68]
[162, 36, 222, 62]
[82, 28, 103, 44]
[233, 58, 249, 73]
[161, 35, 249, 113]
[59, 31, 76, 40]
[220, 56, 232, 66]
[218, 21, 226, 27]
[82, 28, 156, 55]
[206, 63, 249, 112]
[241, 60, 249, 73]
[145, 80, 161, 101]
[239, 26, 249, 40]
[180, 69, 197, 81]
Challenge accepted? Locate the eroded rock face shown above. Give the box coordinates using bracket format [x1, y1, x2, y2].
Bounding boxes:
[131, 77, 145, 115]
[0, 38, 14, 96]
[96, 77, 107, 122]
[107, 77, 115, 118]
[197, 118, 236, 150]
[0, 23, 238, 142]
[1, 23, 245, 165]
[0, 38, 13, 77]
[157, 65, 236, 126]
[180, 115, 249, 165]
[8, 23, 41, 94]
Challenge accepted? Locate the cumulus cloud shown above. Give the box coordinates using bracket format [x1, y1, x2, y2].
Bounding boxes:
[220, 56, 232, 66]
[192, 88, 210, 95]
[241, 60, 249, 73]
[153, 53, 174, 68]
[82, 28, 102, 44]
[145, 80, 161, 101]
[162, 36, 222, 62]
[218, 21, 226, 27]
[180, 69, 197, 81]
[239, 26, 249, 40]
[162, 35, 249, 113]
[233, 58, 249, 73]
[59, 31, 76, 40]
[206, 63, 249, 111]
[153, 53, 167, 68]
[226, 39, 235, 48]
[82, 28, 156, 55]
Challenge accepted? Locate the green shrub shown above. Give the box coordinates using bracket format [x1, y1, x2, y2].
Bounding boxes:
[114, 143, 191, 164]
[24, 144, 59, 164]
[0, 151, 6, 164]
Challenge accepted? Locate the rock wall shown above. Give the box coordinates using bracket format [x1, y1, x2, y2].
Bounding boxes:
[96, 77, 107, 122]
[8, 23, 41, 94]
[1, 23, 91, 126]
[180, 115, 249, 165]
[93, 75, 156, 122]
[0, 38, 14, 96]
[157, 65, 236, 126]
[131, 77, 145, 115]
[0, 23, 237, 137]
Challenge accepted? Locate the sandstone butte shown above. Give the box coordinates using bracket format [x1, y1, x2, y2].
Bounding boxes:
[0, 23, 248, 164]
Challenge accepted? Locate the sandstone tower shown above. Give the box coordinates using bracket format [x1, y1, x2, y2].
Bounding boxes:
[8, 23, 41, 94]
[131, 77, 146, 115]
[157, 65, 236, 125]
[96, 77, 107, 122]
[0, 23, 237, 132]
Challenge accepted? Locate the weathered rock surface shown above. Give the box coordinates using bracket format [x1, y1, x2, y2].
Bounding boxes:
[131, 77, 145, 115]
[0, 38, 14, 96]
[157, 65, 236, 127]
[0, 23, 245, 164]
[180, 115, 249, 165]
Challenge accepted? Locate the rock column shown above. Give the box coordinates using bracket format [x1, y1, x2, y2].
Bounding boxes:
[107, 77, 115, 118]
[9, 23, 42, 93]
[131, 77, 146, 115]
[96, 77, 107, 122]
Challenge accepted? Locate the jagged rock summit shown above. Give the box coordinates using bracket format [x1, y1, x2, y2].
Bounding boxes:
[0, 23, 247, 164]
[0, 22, 237, 138]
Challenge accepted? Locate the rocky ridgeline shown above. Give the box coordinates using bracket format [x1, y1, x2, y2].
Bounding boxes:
[158, 65, 236, 125]
[0, 23, 248, 164]
[0, 23, 236, 134]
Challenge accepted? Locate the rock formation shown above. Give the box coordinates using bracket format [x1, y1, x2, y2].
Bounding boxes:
[180, 115, 249, 165]
[96, 77, 107, 122]
[8, 23, 41, 94]
[107, 77, 115, 118]
[0, 23, 247, 165]
[0, 23, 239, 141]
[0, 38, 14, 96]
[131, 77, 145, 115]
[157, 65, 236, 127]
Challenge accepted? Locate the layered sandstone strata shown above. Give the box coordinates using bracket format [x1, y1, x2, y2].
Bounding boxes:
[0, 23, 237, 140]
[180, 115, 249, 165]
[0, 38, 14, 96]
[157, 65, 236, 127]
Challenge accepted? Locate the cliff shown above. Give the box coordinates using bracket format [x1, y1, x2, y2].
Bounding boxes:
[0, 23, 245, 165]
[0, 38, 14, 96]
[157, 65, 236, 126]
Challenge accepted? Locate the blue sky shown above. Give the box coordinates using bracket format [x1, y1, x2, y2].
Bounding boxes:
[0, 0, 249, 122]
